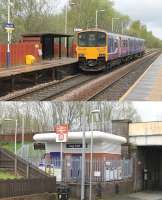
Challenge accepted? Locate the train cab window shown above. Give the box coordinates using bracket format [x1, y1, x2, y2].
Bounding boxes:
[78, 31, 106, 47]
[88, 33, 97, 46]
[98, 32, 106, 46]
[78, 33, 87, 47]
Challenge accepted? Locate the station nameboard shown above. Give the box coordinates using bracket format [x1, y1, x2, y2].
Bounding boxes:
[66, 144, 88, 149]
[4, 22, 15, 32]
[34, 143, 45, 150]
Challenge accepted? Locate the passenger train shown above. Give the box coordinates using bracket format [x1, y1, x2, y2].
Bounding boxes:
[76, 29, 145, 72]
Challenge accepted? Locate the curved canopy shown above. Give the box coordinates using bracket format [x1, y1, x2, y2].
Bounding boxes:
[33, 131, 127, 144]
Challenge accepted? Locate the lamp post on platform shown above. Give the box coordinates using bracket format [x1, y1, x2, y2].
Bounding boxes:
[81, 104, 86, 200]
[89, 109, 100, 200]
[65, 0, 77, 47]
[65, 0, 77, 34]
[7, 0, 11, 67]
[5, 0, 15, 67]
[96, 10, 105, 29]
[112, 17, 120, 33]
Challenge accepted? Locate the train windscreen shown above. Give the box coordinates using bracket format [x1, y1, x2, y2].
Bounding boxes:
[78, 31, 106, 47]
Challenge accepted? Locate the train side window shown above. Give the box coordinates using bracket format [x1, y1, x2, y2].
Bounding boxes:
[108, 37, 113, 52]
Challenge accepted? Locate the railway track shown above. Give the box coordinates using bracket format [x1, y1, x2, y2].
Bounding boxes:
[1, 74, 103, 101]
[0, 49, 159, 101]
[87, 52, 161, 101]
[54, 50, 161, 101]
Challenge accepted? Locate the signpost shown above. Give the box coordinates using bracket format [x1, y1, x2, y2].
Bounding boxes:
[4, 22, 15, 67]
[55, 124, 69, 182]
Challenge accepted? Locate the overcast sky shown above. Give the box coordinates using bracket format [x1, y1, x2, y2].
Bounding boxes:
[113, 0, 162, 39]
[133, 102, 162, 121]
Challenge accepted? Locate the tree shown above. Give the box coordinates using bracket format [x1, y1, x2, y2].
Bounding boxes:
[0, 102, 141, 135]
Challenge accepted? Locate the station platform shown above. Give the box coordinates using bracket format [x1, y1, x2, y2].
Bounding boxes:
[120, 53, 162, 101]
[0, 58, 78, 97]
[0, 58, 77, 79]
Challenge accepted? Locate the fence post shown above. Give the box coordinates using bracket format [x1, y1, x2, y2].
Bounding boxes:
[26, 163, 29, 179]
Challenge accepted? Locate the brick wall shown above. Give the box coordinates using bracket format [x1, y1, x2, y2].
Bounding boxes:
[112, 120, 132, 159]
[69, 179, 134, 199]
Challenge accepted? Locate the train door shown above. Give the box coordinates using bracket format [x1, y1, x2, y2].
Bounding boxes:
[71, 154, 82, 181]
[118, 37, 122, 57]
[128, 38, 130, 55]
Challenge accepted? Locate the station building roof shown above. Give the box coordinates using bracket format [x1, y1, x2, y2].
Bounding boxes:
[22, 32, 74, 38]
[33, 131, 127, 144]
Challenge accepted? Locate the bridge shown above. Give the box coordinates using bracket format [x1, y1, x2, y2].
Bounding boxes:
[129, 121, 162, 146]
[128, 121, 162, 192]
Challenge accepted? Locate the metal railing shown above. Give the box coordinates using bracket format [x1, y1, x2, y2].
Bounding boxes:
[17, 144, 133, 183]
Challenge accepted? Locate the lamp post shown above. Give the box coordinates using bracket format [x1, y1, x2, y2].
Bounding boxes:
[7, 0, 11, 67]
[65, 0, 77, 34]
[89, 109, 100, 200]
[22, 116, 25, 147]
[65, 0, 77, 47]
[96, 10, 105, 29]
[112, 17, 120, 33]
[4, 118, 18, 176]
[81, 104, 86, 200]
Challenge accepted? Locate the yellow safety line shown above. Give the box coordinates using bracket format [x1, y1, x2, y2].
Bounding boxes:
[119, 54, 162, 102]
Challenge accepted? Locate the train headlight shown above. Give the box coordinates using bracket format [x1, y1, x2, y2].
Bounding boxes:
[99, 54, 105, 57]
[79, 54, 85, 57]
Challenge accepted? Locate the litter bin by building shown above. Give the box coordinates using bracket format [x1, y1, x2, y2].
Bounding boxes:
[57, 185, 70, 200]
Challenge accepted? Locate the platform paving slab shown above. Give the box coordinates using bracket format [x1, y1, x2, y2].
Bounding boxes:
[121, 53, 162, 101]
[0, 58, 77, 79]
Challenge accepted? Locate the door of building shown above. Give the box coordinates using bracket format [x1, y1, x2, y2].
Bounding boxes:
[71, 154, 82, 181]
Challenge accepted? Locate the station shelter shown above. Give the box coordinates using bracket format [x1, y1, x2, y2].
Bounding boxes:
[33, 131, 128, 182]
[22, 33, 74, 60]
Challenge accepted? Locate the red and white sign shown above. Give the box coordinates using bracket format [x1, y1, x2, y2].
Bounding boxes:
[55, 124, 69, 143]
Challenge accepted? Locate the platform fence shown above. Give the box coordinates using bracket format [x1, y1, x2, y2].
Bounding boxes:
[17, 144, 133, 183]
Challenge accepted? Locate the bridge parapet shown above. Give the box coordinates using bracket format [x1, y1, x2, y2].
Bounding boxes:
[129, 121, 162, 136]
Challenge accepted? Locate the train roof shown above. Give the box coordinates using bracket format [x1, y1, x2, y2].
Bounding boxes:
[33, 131, 127, 144]
[78, 28, 145, 41]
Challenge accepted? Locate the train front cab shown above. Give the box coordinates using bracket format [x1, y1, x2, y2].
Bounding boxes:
[76, 30, 108, 72]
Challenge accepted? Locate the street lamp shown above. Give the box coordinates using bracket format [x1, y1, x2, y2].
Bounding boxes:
[96, 10, 105, 29]
[65, 0, 77, 34]
[112, 17, 120, 33]
[7, 0, 11, 67]
[89, 109, 100, 200]
[22, 116, 25, 147]
[81, 104, 86, 200]
[4, 118, 18, 176]
[65, 0, 77, 47]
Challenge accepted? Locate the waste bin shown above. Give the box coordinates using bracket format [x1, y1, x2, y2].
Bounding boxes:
[57, 185, 70, 200]
[25, 55, 36, 65]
